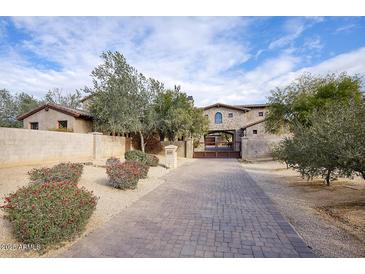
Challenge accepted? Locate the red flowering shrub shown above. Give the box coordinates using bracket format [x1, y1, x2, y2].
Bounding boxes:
[1, 182, 97, 251]
[28, 162, 83, 185]
[122, 161, 149, 179]
[105, 160, 149, 189]
[106, 164, 140, 189]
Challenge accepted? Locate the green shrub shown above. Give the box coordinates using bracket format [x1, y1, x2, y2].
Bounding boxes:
[125, 150, 159, 167]
[125, 150, 148, 164]
[1, 182, 97, 251]
[146, 154, 159, 167]
[28, 162, 83, 185]
[106, 157, 121, 166]
[106, 164, 139, 189]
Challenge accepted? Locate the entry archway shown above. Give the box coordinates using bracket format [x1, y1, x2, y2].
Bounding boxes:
[193, 130, 241, 158]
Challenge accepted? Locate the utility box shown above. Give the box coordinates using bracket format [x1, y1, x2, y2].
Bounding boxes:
[164, 145, 178, 169]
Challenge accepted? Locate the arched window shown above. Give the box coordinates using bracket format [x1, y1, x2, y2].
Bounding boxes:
[215, 112, 222, 124]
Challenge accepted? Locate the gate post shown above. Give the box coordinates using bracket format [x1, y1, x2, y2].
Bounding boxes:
[185, 138, 193, 158]
[241, 137, 249, 160]
[165, 145, 178, 169]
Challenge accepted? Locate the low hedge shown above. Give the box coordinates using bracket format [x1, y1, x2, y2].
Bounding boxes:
[125, 150, 159, 167]
[28, 162, 84, 185]
[1, 182, 97, 251]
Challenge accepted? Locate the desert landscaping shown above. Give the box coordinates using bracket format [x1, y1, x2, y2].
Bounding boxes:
[240, 160, 365, 257]
[0, 155, 195, 258]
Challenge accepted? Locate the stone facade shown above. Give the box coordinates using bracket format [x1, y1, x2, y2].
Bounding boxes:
[202, 103, 271, 152]
[202, 103, 286, 159]
[203, 106, 248, 132]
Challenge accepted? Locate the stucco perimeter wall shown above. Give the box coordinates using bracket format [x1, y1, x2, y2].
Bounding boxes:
[0, 127, 131, 167]
[93, 133, 128, 160]
[241, 136, 284, 160]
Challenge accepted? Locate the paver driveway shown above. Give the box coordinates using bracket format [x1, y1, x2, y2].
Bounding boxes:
[63, 159, 315, 258]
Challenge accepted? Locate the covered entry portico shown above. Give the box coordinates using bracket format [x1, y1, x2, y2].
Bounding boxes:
[193, 130, 241, 158]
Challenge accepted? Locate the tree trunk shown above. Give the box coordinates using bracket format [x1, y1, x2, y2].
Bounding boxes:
[159, 132, 165, 141]
[361, 171, 365, 180]
[325, 169, 331, 186]
[139, 131, 145, 153]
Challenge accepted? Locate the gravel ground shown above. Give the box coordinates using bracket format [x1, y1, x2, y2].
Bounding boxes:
[240, 160, 365, 258]
[0, 156, 195, 258]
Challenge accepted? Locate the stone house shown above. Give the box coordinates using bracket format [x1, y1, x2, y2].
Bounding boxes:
[17, 103, 93, 133]
[17, 98, 284, 159]
[199, 102, 285, 159]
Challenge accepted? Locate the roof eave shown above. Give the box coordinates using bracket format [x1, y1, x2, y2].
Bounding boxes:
[17, 103, 92, 121]
[203, 103, 250, 112]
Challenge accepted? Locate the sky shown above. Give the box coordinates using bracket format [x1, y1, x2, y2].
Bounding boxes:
[0, 16, 365, 106]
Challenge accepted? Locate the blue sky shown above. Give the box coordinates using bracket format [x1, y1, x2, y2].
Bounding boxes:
[0, 16, 365, 106]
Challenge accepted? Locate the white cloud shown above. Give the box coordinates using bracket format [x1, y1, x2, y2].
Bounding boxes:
[194, 47, 365, 106]
[0, 16, 364, 107]
[268, 17, 323, 50]
[303, 36, 323, 51]
[1, 17, 251, 100]
[335, 23, 356, 33]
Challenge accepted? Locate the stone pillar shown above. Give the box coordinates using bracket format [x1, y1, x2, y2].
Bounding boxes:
[185, 138, 193, 158]
[241, 137, 249, 160]
[91, 132, 103, 160]
[165, 145, 178, 169]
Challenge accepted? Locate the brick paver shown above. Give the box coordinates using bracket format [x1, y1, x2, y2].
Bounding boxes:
[62, 159, 315, 258]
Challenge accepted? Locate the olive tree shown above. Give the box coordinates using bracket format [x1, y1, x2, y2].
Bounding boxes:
[154, 87, 208, 141]
[87, 51, 160, 152]
[273, 101, 365, 185]
[266, 73, 363, 134]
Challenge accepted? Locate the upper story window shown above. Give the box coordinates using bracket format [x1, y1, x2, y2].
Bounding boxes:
[258, 111, 264, 117]
[30, 122, 39, 130]
[228, 113, 233, 118]
[58, 120, 68, 129]
[215, 112, 222, 124]
[253, 129, 258, 134]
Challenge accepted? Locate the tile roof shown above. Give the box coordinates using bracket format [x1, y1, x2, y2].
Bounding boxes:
[17, 103, 93, 121]
[202, 103, 251, 111]
[235, 103, 269, 108]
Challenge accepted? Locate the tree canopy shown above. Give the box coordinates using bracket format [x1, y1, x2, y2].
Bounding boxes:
[265, 73, 363, 134]
[44, 88, 83, 109]
[273, 101, 365, 185]
[0, 89, 40, 128]
[154, 86, 208, 141]
[87, 51, 208, 151]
